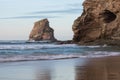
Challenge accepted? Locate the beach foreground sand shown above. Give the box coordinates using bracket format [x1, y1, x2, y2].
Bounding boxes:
[0, 56, 120, 80]
[80, 56, 120, 80]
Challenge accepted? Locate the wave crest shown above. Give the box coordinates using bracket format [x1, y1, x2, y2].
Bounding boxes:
[0, 52, 119, 62]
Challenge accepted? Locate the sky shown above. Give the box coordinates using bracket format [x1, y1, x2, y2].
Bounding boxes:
[0, 0, 84, 40]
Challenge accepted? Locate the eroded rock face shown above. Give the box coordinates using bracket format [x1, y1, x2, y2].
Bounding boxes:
[72, 0, 120, 43]
[29, 19, 56, 41]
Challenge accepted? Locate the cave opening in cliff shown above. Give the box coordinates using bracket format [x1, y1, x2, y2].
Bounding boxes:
[100, 10, 116, 23]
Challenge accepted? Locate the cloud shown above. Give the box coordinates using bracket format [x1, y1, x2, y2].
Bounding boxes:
[29, 8, 83, 14]
[0, 15, 58, 19]
[68, 3, 83, 7]
[0, 2, 83, 20]
[0, 7, 83, 19]
[67, 1, 84, 9]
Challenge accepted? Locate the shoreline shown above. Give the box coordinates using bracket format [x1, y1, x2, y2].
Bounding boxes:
[1, 54, 120, 63]
[0, 56, 120, 80]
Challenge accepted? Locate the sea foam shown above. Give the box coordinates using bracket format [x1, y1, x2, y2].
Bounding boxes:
[0, 40, 119, 62]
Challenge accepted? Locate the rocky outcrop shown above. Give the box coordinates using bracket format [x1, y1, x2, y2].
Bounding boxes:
[29, 19, 56, 41]
[72, 0, 120, 44]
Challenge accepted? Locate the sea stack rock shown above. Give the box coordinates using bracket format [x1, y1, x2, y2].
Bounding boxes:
[72, 0, 120, 44]
[29, 19, 56, 41]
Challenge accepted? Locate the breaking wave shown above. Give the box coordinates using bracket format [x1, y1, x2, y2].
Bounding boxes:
[0, 51, 120, 62]
[0, 40, 119, 62]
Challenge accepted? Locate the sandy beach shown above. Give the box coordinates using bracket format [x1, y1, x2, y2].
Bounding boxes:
[0, 58, 86, 80]
[81, 56, 120, 80]
[0, 56, 120, 80]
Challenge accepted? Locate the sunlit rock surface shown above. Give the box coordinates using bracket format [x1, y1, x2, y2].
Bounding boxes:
[29, 19, 56, 41]
[72, 0, 120, 44]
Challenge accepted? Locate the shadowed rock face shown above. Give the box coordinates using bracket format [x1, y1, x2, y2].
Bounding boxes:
[29, 19, 56, 41]
[72, 0, 120, 43]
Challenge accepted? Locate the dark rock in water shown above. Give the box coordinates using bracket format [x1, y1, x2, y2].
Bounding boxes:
[29, 19, 57, 41]
[72, 0, 120, 45]
[56, 40, 73, 44]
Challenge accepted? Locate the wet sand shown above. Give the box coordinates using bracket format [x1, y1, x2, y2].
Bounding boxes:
[0, 58, 86, 80]
[0, 56, 120, 80]
[78, 56, 120, 80]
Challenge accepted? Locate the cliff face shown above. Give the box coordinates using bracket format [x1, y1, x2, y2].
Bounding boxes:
[72, 0, 120, 43]
[29, 19, 56, 41]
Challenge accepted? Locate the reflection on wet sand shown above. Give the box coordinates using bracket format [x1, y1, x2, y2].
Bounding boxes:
[35, 57, 120, 80]
[1, 57, 120, 80]
[76, 56, 120, 80]
[35, 59, 77, 80]
[36, 69, 52, 80]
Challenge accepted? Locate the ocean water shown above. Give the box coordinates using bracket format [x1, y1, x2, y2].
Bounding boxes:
[0, 40, 120, 62]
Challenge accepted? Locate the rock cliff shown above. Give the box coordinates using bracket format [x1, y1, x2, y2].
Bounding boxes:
[72, 0, 120, 44]
[29, 19, 56, 41]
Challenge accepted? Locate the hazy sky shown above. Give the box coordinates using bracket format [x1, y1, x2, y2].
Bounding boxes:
[0, 0, 84, 40]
